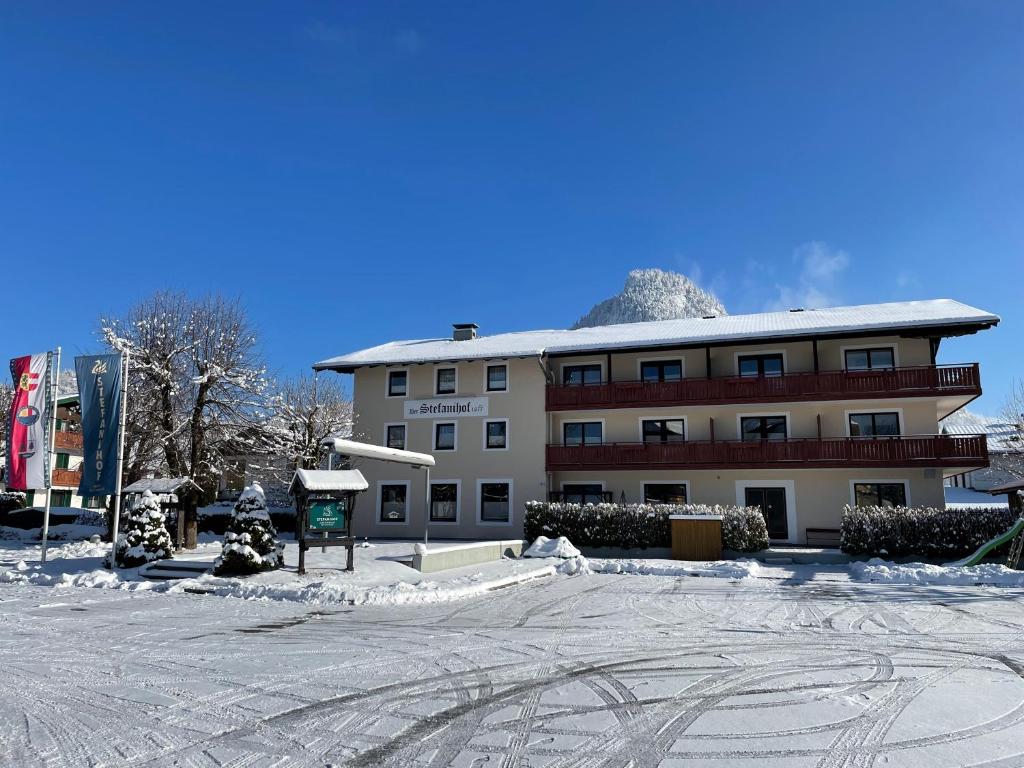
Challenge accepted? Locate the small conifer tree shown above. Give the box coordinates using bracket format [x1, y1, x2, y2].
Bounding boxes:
[213, 482, 284, 575]
[108, 489, 174, 568]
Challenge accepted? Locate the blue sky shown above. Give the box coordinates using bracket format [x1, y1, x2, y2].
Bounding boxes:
[1, 2, 1021, 412]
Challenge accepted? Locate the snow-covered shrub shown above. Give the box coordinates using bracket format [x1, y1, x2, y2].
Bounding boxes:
[107, 490, 173, 568]
[523, 501, 769, 552]
[213, 483, 284, 575]
[840, 505, 1016, 558]
[0, 491, 27, 516]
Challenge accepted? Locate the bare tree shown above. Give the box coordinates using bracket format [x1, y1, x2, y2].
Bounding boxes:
[0, 380, 12, 464]
[999, 379, 1024, 475]
[101, 292, 270, 496]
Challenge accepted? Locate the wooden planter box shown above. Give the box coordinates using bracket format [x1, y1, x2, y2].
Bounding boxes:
[670, 515, 723, 561]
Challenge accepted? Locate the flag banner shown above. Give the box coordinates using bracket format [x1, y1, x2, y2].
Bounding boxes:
[6, 354, 50, 491]
[75, 354, 122, 496]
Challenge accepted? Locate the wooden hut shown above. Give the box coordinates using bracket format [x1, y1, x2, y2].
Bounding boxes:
[122, 477, 204, 552]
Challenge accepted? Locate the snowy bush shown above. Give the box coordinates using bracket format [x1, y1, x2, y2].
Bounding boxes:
[840, 504, 1016, 558]
[213, 483, 284, 576]
[524, 501, 768, 552]
[0, 491, 27, 516]
[107, 490, 173, 568]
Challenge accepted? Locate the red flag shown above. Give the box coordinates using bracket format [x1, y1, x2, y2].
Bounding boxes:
[6, 354, 50, 490]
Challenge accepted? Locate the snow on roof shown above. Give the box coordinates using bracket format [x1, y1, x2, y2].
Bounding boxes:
[289, 469, 369, 494]
[322, 438, 436, 467]
[942, 411, 1020, 453]
[944, 485, 1009, 509]
[122, 477, 202, 495]
[314, 299, 998, 370]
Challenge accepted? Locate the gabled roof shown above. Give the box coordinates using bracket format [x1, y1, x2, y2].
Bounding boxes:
[314, 299, 998, 372]
[289, 469, 369, 494]
[122, 477, 203, 495]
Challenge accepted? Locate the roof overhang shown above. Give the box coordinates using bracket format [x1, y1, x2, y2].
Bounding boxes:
[321, 437, 435, 468]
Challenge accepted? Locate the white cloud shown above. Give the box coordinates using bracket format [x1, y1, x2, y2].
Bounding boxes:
[767, 241, 850, 311]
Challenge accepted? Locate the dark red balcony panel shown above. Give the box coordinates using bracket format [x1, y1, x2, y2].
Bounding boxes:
[545, 363, 981, 411]
[546, 434, 988, 471]
[51, 468, 83, 488]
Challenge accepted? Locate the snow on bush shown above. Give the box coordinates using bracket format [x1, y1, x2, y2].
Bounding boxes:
[524, 536, 582, 559]
[213, 483, 284, 576]
[0, 491, 28, 516]
[107, 490, 173, 568]
[524, 501, 768, 553]
[840, 504, 1017, 558]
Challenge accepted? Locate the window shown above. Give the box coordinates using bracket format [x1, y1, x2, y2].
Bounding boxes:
[84, 495, 106, 509]
[640, 360, 683, 383]
[641, 419, 685, 443]
[436, 367, 456, 395]
[486, 364, 507, 392]
[24, 491, 35, 507]
[738, 354, 784, 377]
[387, 370, 407, 397]
[484, 420, 507, 449]
[849, 412, 901, 437]
[55, 453, 70, 470]
[385, 424, 406, 450]
[479, 481, 511, 523]
[563, 422, 603, 445]
[643, 483, 688, 504]
[845, 347, 895, 371]
[379, 483, 408, 523]
[854, 482, 907, 508]
[740, 416, 788, 441]
[430, 483, 458, 522]
[434, 423, 456, 451]
[561, 484, 605, 504]
[563, 364, 602, 386]
[52, 490, 72, 506]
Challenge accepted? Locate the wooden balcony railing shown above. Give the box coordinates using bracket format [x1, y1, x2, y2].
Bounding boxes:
[546, 434, 988, 471]
[54, 431, 83, 451]
[51, 468, 82, 488]
[545, 363, 981, 411]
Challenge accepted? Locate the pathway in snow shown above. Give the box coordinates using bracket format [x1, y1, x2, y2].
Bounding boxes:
[1, 573, 1023, 766]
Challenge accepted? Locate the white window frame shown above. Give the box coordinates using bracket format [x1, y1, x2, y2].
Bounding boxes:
[734, 349, 788, 377]
[385, 368, 410, 399]
[735, 479, 797, 545]
[376, 480, 411, 526]
[383, 422, 408, 450]
[736, 411, 791, 441]
[637, 356, 686, 382]
[477, 478, 514, 526]
[432, 421, 457, 452]
[840, 344, 900, 371]
[560, 417, 606, 446]
[638, 415, 687, 443]
[484, 363, 509, 393]
[559, 480, 607, 502]
[849, 479, 911, 508]
[844, 408, 904, 438]
[558, 359, 606, 385]
[435, 366, 458, 396]
[482, 418, 510, 451]
[641, 479, 691, 505]
[429, 479, 461, 524]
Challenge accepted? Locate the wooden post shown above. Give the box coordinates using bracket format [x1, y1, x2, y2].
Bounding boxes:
[705, 347, 712, 379]
[816, 413, 822, 439]
[709, 417, 715, 442]
[175, 501, 184, 553]
[812, 339, 819, 374]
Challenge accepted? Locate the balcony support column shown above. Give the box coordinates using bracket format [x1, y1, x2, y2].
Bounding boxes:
[705, 347, 711, 379]
[812, 339, 819, 373]
[710, 417, 715, 442]
[816, 413, 822, 439]
[606, 352, 612, 384]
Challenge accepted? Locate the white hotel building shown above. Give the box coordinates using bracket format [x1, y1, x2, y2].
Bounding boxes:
[314, 299, 998, 545]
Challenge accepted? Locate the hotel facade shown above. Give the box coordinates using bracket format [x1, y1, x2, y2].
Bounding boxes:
[315, 300, 998, 545]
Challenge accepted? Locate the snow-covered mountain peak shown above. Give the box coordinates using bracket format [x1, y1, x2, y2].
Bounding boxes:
[571, 268, 727, 329]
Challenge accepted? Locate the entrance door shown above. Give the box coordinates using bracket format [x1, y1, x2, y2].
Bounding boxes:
[745, 487, 788, 541]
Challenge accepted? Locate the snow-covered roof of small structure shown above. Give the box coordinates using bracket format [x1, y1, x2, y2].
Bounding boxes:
[289, 469, 369, 494]
[322, 438, 436, 467]
[122, 477, 202, 495]
[942, 411, 1020, 453]
[313, 299, 998, 371]
[944, 485, 1009, 509]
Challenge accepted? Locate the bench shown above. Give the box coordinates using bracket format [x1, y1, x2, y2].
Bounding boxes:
[805, 528, 842, 548]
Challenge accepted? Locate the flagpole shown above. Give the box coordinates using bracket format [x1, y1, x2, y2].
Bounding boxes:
[40, 346, 61, 564]
[108, 350, 129, 559]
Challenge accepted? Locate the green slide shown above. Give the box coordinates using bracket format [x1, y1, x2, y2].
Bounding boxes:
[947, 517, 1024, 567]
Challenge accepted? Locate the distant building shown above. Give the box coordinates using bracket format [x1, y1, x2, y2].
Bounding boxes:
[943, 412, 1023, 491]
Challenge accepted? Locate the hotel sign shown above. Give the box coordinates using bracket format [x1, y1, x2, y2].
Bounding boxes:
[404, 397, 488, 419]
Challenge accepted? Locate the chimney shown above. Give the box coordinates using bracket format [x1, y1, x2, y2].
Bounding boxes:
[452, 323, 479, 341]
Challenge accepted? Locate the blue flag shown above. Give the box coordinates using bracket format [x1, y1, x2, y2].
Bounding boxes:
[75, 354, 123, 496]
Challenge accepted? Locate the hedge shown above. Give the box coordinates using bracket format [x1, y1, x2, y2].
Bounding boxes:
[523, 501, 769, 553]
[840, 504, 1017, 559]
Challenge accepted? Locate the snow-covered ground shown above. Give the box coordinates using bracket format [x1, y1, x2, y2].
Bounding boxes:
[1, 566, 1023, 766]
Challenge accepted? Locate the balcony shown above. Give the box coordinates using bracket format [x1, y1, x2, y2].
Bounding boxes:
[51, 468, 82, 488]
[545, 364, 981, 411]
[546, 434, 988, 471]
[54, 431, 83, 451]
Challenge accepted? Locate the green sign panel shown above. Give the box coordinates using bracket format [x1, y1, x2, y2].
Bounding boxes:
[308, 500, 346, 531]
